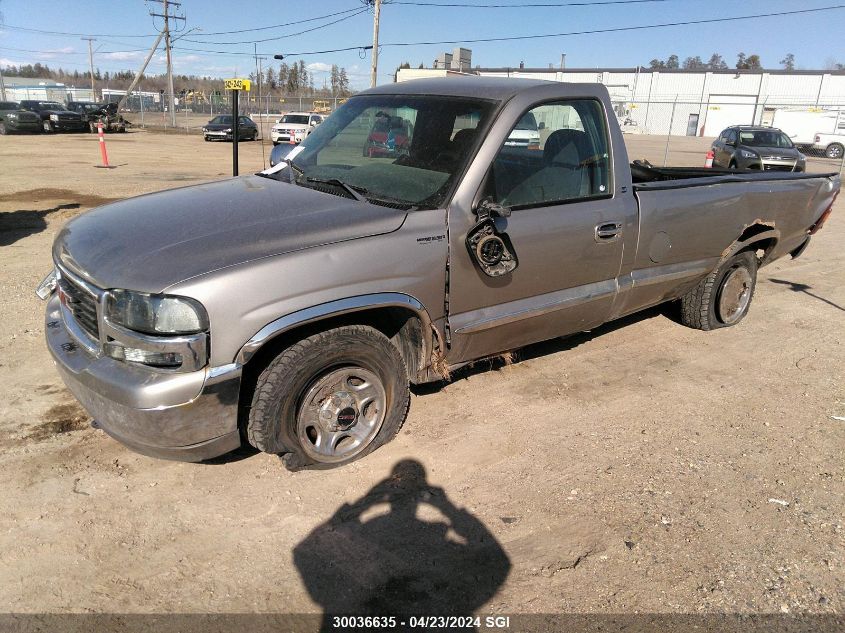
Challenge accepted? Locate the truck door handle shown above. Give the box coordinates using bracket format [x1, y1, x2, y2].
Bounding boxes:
[595, 222, 622, 242]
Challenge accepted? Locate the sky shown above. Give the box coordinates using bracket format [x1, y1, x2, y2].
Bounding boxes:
[0, 0, 844, 91]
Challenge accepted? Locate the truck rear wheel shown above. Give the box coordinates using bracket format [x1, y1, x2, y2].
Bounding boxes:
[826, 143, 844, 160]
[246, 325, 410, 471]
[679, 251, 757, 331]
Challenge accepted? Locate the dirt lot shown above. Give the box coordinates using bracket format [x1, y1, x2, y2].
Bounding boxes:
[0, 130, 843, 624]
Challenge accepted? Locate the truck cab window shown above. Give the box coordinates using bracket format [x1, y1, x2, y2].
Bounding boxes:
[489, 100, 611, 209]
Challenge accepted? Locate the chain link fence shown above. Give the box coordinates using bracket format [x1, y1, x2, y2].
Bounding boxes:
[94, 90, 845, 174]
[610, 98, 845, 172]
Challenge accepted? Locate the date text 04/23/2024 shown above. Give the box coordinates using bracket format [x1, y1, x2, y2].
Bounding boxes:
[331, 615, 512, 629]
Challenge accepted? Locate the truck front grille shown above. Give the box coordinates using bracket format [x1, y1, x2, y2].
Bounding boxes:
[59, 275, 100, 339]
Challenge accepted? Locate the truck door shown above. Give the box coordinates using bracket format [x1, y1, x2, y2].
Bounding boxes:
[446, 98, 635, 363]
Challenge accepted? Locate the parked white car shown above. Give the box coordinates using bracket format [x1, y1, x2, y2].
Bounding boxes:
[813, 132, 845, 159]
[270, 112, 324, 145]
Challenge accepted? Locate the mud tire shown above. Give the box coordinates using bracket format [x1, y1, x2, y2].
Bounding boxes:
[680, 251, 758, 331]
[246, 325, 410, 471]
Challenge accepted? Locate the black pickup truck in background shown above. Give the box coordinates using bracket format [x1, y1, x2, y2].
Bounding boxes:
[18, 100, 86, 133]
[0, 101, 42, 134]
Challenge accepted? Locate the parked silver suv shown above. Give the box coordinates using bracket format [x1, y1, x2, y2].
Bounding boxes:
[712, 126, 806, 172]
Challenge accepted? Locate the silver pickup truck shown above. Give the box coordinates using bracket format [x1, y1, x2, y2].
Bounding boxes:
[38, 78, 840, 469]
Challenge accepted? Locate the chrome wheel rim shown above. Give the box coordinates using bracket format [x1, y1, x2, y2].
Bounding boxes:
[828, 145, 843, 159]
[717, 266, 752, 324]
[296, 366, 386, 463]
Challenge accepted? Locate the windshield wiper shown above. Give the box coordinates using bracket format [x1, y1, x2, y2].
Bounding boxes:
[305, 177, 368, 203]
[285, 158, 304, 184]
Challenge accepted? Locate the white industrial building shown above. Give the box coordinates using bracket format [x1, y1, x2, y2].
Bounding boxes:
[397, 61, 845, 137]
[0, 77, 95, 102]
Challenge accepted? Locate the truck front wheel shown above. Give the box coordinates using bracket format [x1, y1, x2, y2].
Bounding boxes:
[679, 251, 758, 331]
[246, 325, 410, 470]
[826, 143, 844, 159]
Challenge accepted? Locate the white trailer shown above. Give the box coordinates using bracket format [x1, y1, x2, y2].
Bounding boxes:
[771, 108, 845, 147]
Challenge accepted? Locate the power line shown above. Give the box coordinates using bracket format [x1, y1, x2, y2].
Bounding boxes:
[179, 9, 369, 45]
[388, 0, 675, 6]
[0, 24, 158, 38]
[278, 4, 845, 55]
[189, 7, 365, 36]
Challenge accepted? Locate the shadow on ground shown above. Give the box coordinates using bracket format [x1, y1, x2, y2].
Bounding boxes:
[413, 305, 667, 395]
[294, 459, 510, 631]
[768, 278, 844, 312]
[0, 204, 80, 246]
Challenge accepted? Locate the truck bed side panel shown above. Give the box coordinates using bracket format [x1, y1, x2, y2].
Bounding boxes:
[617, 176, 837, 316]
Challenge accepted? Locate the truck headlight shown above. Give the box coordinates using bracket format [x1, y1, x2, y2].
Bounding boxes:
[225, 128, 232, 133]
[6, 112, 18, 120]
[50, 114, 59, 121]
[740, 150, 757, 159]
[105, 290, 208, 335]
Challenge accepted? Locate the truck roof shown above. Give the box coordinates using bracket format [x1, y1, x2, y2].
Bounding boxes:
[364, 76, 558, 101]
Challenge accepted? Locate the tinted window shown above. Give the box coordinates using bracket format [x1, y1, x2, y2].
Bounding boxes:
[0, 102, 18, 111]
[739, 130, 793, 148]
[489, 100, 611, 209]
[238, 116, 252, 125]
[281, 114, 309, 125]
[210, 116, 232, 124]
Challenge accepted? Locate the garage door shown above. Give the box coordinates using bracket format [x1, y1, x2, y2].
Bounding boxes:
[702, 95, 757, 136]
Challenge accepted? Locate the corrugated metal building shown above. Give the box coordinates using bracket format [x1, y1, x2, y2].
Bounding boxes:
[0, 77, 95, 103]
[396, 66, 845, 136]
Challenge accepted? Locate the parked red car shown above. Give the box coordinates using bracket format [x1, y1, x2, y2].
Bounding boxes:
[364, 112, 411, 158]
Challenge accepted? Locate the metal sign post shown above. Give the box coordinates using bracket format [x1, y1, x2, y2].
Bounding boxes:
[225, 78, 251, 177]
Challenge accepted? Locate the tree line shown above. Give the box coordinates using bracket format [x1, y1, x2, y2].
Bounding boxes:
[249, 62, 351, 97]
[0, 62, 354, 98]
[647, 52, 800, 71]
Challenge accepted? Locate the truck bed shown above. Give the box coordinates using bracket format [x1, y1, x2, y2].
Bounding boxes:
[630, 161, 837, 189]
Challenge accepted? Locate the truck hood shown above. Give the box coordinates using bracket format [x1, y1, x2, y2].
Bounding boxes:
[54, 175, 407, 293]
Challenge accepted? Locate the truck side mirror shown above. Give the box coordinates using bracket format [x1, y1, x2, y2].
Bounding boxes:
[467, 197, 518, 277]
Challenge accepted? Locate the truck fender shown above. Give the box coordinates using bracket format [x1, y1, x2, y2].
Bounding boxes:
[235, 293, 436, 380]
[721, 222, 781, 265]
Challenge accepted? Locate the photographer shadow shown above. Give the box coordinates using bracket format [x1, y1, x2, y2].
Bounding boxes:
[293, 460, 510, 631]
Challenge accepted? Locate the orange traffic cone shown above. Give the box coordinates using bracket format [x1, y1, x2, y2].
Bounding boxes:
[704, 150, 714, 168]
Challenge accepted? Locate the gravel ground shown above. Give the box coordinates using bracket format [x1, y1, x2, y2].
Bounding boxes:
[0, 129, 842, 628]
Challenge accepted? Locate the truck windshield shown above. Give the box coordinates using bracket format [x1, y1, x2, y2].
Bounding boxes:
[740, 130, 793, 148]
[285, 94, 496, 208]
[37, 102, 64, 110]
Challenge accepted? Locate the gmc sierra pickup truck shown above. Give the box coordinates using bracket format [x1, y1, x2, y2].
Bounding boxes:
[38, 78, 840, 470]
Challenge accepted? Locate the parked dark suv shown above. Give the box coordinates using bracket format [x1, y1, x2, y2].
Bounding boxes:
[0, 101, 42, 134]
[18, 100, 86, 133]
[712, 126, 806, 172]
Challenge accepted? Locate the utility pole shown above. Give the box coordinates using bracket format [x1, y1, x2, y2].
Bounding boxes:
[369, 0, 382, 88]
[560, 53, 566, 70]
[150, 0, 184, 127]
[116, 31, 164, 113]
[82, 37, 97, 98]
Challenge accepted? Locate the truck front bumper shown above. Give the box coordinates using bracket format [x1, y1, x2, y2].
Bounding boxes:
[45, 293, 242, 462]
